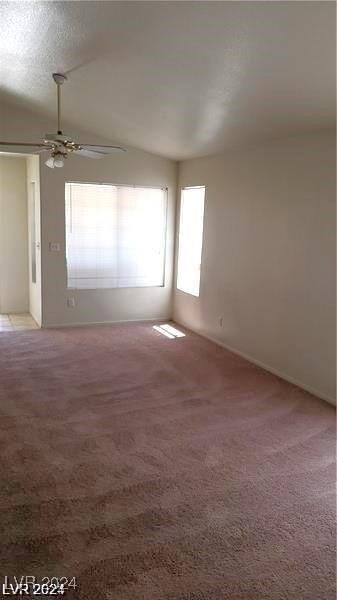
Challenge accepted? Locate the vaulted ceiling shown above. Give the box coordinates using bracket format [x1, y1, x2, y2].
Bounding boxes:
[0, 1, 335, 160]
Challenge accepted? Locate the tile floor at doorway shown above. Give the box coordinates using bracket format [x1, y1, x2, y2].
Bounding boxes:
[0, 314, 39, 332]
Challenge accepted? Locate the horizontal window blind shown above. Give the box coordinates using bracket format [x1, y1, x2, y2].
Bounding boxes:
[65, 183, 167, 289]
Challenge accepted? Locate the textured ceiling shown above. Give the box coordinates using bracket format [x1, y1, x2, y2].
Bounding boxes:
[0, 1, 335, 160]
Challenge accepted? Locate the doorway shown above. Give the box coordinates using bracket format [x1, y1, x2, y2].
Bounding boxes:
[0, 154, 42, 332]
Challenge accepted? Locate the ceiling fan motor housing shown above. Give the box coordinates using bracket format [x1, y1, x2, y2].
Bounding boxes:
[44, 133, 69, 143]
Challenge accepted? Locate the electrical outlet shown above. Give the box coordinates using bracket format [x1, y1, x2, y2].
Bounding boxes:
[67, 297, 75, 308]
[219, 317, 223, 327]
[49, 242, 60, 252]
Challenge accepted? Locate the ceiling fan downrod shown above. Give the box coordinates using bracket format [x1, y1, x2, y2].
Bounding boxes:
[52, 73, 67, 135]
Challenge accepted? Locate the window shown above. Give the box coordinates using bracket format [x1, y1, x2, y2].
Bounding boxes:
[65, 183, 167, 289]
[177, 186, 205, 296]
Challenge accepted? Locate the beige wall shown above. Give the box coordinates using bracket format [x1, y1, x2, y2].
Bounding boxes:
[174, 131, 336, 404]
[41, 152, 176, 326]
[0, 156, 29, 313]
[0, 102, 177, 327]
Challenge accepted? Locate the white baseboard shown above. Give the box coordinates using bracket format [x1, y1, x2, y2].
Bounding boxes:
[174, 320, 336, 407]
[41, 316, 169, 329]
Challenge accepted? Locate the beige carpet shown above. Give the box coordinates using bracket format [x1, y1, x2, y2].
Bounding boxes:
[0, 322, 335, 599]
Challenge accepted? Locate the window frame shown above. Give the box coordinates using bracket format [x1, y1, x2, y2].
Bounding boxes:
[65, 181, 169, 291]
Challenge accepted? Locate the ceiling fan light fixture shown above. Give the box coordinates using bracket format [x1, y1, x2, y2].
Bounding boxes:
[53, 155, 65, 168]
[45, 156, 56, 168]
[45, 153, 66, 169]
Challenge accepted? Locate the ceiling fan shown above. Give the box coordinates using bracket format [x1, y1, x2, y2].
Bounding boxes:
[0, 73, 126, 168]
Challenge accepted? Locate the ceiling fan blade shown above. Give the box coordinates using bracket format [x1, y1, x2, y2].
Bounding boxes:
[0, 141, 52, 153]
[78, 144, 126, 155]
[73, 148, 107, 159]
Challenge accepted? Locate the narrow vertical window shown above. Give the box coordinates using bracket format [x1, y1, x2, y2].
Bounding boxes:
[177, 186, 205, 297]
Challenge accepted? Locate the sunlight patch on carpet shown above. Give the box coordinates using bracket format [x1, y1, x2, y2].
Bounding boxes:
[153, 324, 186, 339]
